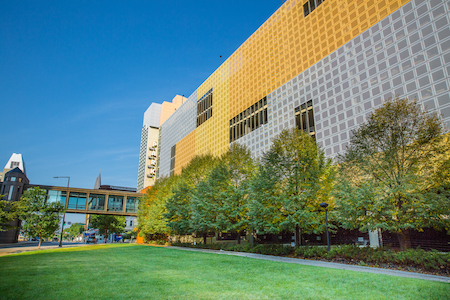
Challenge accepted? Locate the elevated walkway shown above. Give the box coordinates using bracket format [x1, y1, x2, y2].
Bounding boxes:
[27, 184, 141, 217]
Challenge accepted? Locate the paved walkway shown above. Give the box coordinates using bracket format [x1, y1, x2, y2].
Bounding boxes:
[167, 246, 450, 283]
[0, 241, 91, 256]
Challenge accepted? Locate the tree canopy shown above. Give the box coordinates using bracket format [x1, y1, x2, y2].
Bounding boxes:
[335, 97, 449, 250]
[90, 214, 125, 239]
[19, 187, 65, 248]
[138, 175, 180, 242]
[0, 199, 21, 232]
[137, 99, 449, 251]
[165, 155, 218, 239]
[64, 223, 85, 240]
[249, 128, 334, 246]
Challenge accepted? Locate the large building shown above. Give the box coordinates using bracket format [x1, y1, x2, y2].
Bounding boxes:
[148, 0, 450, 178]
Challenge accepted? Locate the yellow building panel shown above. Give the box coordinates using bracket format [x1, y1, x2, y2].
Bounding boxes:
[174, 130, 196, 175]
[196, 61, 231, 159]
[193, 0, 409, 160]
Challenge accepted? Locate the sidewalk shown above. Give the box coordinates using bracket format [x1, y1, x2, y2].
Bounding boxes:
[167, 246, 450, 283]
[0, 242, 91, 256]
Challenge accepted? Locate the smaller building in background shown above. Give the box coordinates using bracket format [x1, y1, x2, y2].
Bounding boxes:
[0, 153, 26, 183]
[0, 153, 142, 243]
[137, 95, 186, 192]
[0, 167, 30, 243]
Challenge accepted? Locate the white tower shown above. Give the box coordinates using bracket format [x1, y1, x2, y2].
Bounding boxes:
[1, 153, 26, 182]
[137, 103, 161, 192]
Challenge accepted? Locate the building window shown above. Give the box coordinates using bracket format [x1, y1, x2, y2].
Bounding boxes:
[197, 89, 213, 127]
[68, 192, 87, 210]
[229, 97, 268, 143]
[294, 100, 315, 139]
[88, 194, 106, 211]
[170, 145, 176, 176]
[107, 195, 124, 212]
[303, 0, 325, 17]
[47, 190, 67, 206]
[8, 185, 14, 201]
[10, 161, 19, 169]
[126, 197, 138, 213]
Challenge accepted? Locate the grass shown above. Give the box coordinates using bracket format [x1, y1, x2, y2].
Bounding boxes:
[0, 244, 448, 300]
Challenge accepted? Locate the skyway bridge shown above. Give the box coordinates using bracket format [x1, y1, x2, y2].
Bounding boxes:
[27, 184, 141, 217]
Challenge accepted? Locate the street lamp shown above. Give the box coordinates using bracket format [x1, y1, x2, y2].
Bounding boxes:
[320, 202, 330, 251]
[54, 176, 70, 247]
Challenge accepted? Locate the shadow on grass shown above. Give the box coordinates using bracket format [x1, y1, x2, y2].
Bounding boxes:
[0, 245, 448, 300]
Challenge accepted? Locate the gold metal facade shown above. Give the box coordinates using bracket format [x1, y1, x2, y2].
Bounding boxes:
[174, 130, 196, 175]
[175, 0, 411, 173]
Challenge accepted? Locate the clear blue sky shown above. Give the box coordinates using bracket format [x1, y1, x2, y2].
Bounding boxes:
[1, 1, 282, 189]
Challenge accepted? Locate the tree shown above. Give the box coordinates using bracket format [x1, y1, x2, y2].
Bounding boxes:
[165, 155, 218, 238]
[90, 215, 125, 241]
[64, 223, 84, 240]
[217, 144, 256, 244]
[186, 148, 255, 244]
[165, 181, 193, 236]
[249, 128, 334, 246]
[0, 199, 21, 231]
[190, 164, 229, 244]
[137, 175, 178, 242]
[18, 187, 65, 249]
[335, 97, 449, 250]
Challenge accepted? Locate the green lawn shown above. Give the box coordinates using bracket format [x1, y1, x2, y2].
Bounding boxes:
[0, 244, 448, 300]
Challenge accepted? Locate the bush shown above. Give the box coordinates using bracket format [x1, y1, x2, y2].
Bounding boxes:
[248, 244, 294, 256]
[295, 246, 327, 258]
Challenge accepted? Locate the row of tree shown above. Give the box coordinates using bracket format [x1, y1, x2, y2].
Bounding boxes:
[137, 98, 450, 250]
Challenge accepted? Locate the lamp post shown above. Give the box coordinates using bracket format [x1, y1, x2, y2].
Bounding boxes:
[54, 176, 70, 247]
[320, 202, 330, 251]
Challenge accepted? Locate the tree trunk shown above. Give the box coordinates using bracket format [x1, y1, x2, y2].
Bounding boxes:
[236, 231, 241, 245]
[397, 229, 411, 251]
[251, 229, 255, 248]
[295, 225, 300, 247]
[38, 236, 42, 249]
[203, 233, 207, 244]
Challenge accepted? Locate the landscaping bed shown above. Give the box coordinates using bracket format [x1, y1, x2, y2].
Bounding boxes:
[170, 242, 450, 277]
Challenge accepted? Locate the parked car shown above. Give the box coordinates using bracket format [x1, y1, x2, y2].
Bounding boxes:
[86, 236, 96, 244]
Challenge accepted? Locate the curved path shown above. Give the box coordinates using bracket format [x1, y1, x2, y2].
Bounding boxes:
[167, 246, 450, 283]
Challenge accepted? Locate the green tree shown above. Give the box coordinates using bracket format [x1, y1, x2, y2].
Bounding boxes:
[137, 175, 178, 242]
[335, 97, 449, 250]
[0, 199, 21, 232]
[64, 223, 84, 240]
[18, 187, 65, 249]
[165, 155, 218, 238]
[90, 215, 125, 240]
[187, 147, 255, 244]
[190, 164, 229, 244]
[217, 144, 256, 243]
[165, 181, 193, 236]
[249, 128, 334, 246]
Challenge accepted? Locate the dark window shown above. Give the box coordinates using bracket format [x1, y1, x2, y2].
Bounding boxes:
[303, 0, 325, 18]
[304, 2, 310, 16]
[309, 0, 316, 11]
[88, 194, 106, 211]
[295, 99, 316, 138]
[170, 145, 176, 176]
[197, 89, 213, 127]
[229, 96, 268, 143]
